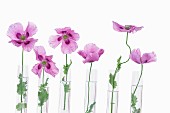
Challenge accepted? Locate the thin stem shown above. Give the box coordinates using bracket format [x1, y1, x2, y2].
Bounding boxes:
[132, 64, 143, 95]
[121, 32, 132, 65]
[86, 63, 93, 112]
[110, 90, 114, 113]
[41, 106, 42, 113]
[42, 68, 45, 84]
[21, 49, 24, 113]
[63, 54, 68, 110]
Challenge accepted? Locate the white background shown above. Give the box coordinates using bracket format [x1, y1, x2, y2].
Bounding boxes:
[0, 0, 169, 113]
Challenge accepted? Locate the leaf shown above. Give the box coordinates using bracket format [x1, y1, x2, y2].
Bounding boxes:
[17, 73, 27, 95]
[116, 56, 122, 72]
[131, 94, 138, 107]
[63, 60, 72, 75]
[109, 73, 117, 89]
[38, 78, 49, 107]
[85, 102, 96, 113]
[16, 103, 27, 111]
[64, 84, 70, 93]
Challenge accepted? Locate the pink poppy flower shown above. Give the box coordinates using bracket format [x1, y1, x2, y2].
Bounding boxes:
[7, 22, 38, 52]
[49, 27, 79, 54]
[130, 48, 156, 64]
[32, 46, 59, 78]
[112, 21, 143, 33]
[78, 43, 104, 63]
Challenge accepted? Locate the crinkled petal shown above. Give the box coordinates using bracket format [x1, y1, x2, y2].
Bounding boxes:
[141, 52, 157, 63]
[9, 40, 22, 47]
[45, 62, 59, 77]
[130, 49, 142, 64]
[83, 53, 99, 63]
[7, 23, 24, 40]
[34, 46, 46, 61]
[77, 50, 87, 59]
[129, 26, 143, 33]
[22, 38, 38, 52]
[61, 39, 78, 54]
[45, 55, 53, 62]
[112, 21, 128, 32]
[55, 27, 71, 34]
[25, 22, 37, 37]
[67, 30, 80, 41]
[98, 49, 104, 57]
[49, 35, 62, 48]
[32, 63, 42, 78]
[84, 43, 99, 53]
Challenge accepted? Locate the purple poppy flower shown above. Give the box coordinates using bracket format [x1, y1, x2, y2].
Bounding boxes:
[32, 46, 59, 78]
[49, 27, 79, 54]
[7, 22, 38, 52]
[130, 48, 156, 64]
[78, 43, 104, 63]
[112, 21, 143, 33]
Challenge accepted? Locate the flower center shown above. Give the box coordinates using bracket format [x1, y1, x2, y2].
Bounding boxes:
[125, 25, 131, 30]
[42, 61, 47, 66]
[63, 35, 68, 40]
[20, 35, 26, 40]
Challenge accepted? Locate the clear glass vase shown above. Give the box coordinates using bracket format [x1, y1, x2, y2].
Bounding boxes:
[37, 75, 49, 113]
[58, 71, 71, 113]
[130, 71, 143, 113]
[16, 66, 29, 113]
[84, 69, 97, 113]
[106, 71, 119, 113]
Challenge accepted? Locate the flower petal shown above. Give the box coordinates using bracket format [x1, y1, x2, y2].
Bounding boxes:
[7, 23, 24, 40]
[49, 35, 62, 48]
[130, 49, 142, 64]
[9, 40, 22, 47]
[34, 46, 46, 61]
[61, 39, 78, 54]
[45, 55, 53, 62]
[45, 62, 59, 77]
[22, 38, 38, 52]
[83, 53, 99, 63]
[77, 50, 87, 59]
[112, 21, 127, 32]
[129, 26, 143, 33]
[98, 49, 104, 57]
[32, 63, 42, 78]
[25, 22, 37, 37]
[55, 27, 71, 34]
[84, 43, 99, 53]
[141, 52, 157, 63]
[67, 30, 80, 41]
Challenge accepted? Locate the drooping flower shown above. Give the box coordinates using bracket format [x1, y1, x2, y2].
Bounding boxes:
[130, 48, 156, 64]
[49, 27, 79, 54]
[78, 43, 104, 63]
[32, 46, 59, 78]
[112, 21, 143, 33]
[7, 22, 38, 52]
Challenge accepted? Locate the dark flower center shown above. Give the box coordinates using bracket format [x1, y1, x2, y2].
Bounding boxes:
[119, 26, 124, 29]
[46, 63, 51, 69]
[58, 37, 62, 41]
[38, 55, 43, 61]
[125, 25, 131, 30]
[16, 33, 21, 39]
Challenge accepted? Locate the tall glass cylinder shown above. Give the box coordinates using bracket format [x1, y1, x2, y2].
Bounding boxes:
[106, 71, 119, 113]
[37, 74, 49, 113]
[58, 70, 71, 113]
[130, 71, 143, 113]
[16, 66, 29, 113]
[84, 69, 97, 113]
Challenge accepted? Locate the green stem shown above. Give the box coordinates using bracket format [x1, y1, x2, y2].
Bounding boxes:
[110, 90, 114, 113]
[63, 54, 68, 110]
[21, 49, 24, 113]
[86, 63, 93, 112]
[132, 64, 143, 96]
[42, 68, 45, 84]
[121, 32, 132, 65]
[41, 106, 42, 113]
